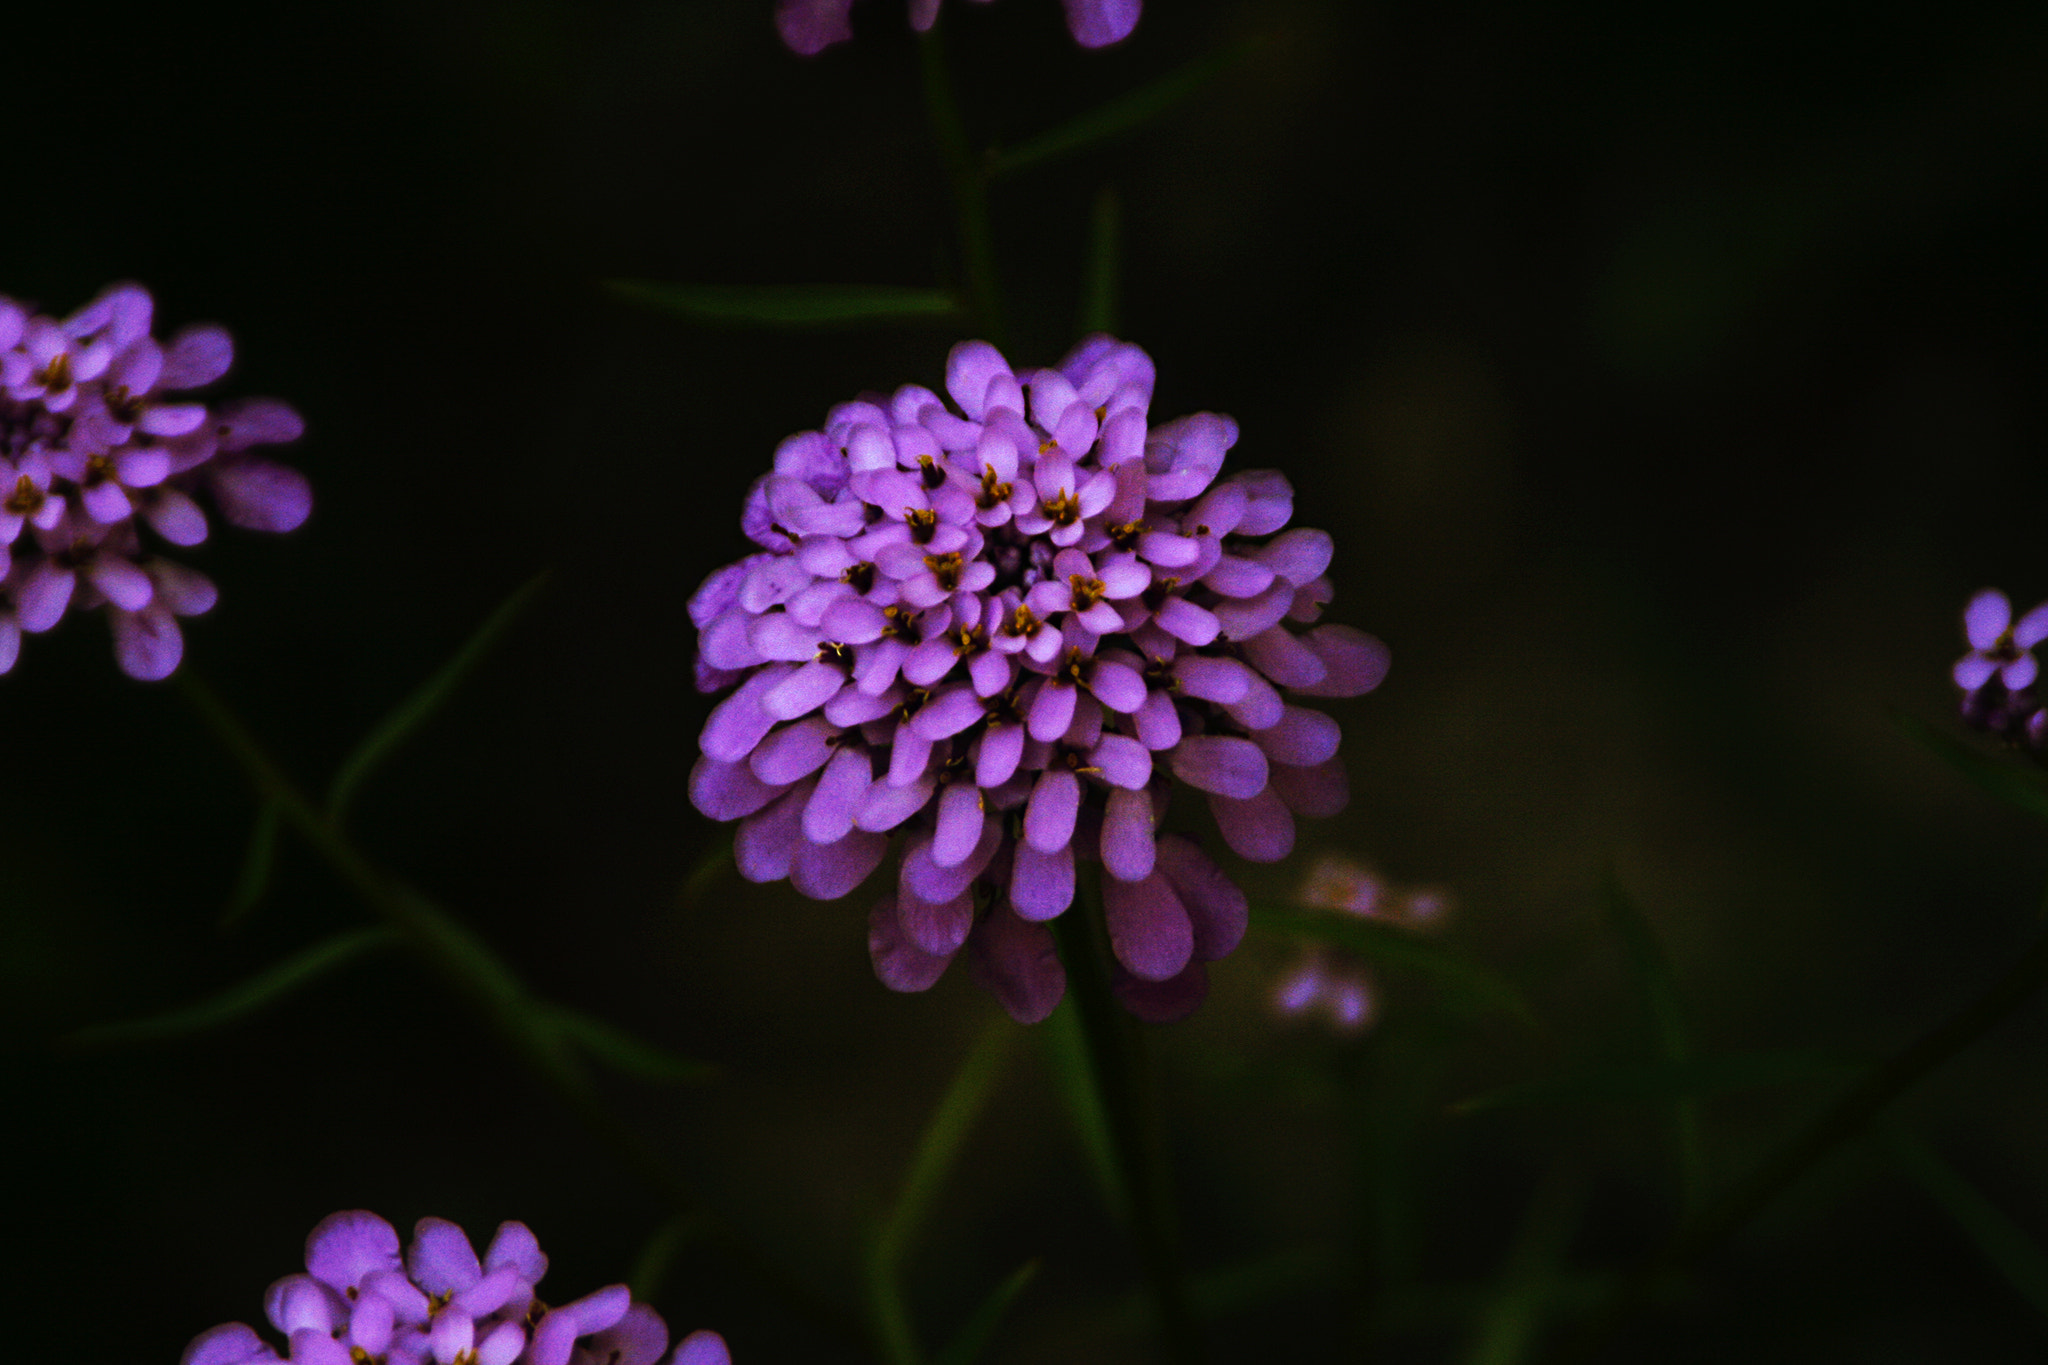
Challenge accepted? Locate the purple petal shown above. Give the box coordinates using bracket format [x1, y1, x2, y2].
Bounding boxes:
[161, 324, 235, 389]
[583, 1305, 669, 1365]
[1269, 755, 1349, 818]
[1089, 658, 1146, 712]
[1062, 0, 1140, 46]
[775, 0, 854, 53]
[735, 782, 810, 882]
[285, 1329, 351, 1365]
[2004, 654, 2040, 692]
[909, 683, 985, 740]
[1153, 595, 1220, 646]
[1169, 735, 1268, 799]
[804, 742, 873, 843]
[692, 755, 785, 821]
[1028, 678, 1078, 742]
[700, 665, 791, 763]
[674, 1331, 733, 1365]
[946, 341, 1014, 420]
[1954, 655, 1999, 690]
[1209, 581, 1293, 642]
[1010, 840, 1074, 920]
[870, 897, 958, 992]
[1172, 654, 1251, 704]
[1203, 553, 1275, 598]
[1241, 626, 1327, 690]
[763, 660, 846, 720]
[1025, 768, 1081, 852]
[898, 882, 975, 956]
[1253, 527, 1334, 585]
[210, 459, 312, 533]
[1102, 871, 1193, 981]
[406, 1219, 481, 1297]
[2017, 600, 2048, 649]
[150, 560, 218, 616]
[749, 716, 838, 785]
[790, 827, 889, 899]
[183, 1324, 282, 1365]
[1965, 588, 2012, 650]
[1101, 786, 1157, 882]
[968, 906, 1066, 1024]
[1091, 732, 1152, 788]
[1209, 786, 1296, 862]
[932, 781, 987, 867]
[1154, 835, 1247, 960]
[856, 772, 935, 831]
[1113, 961, 1209, 1022]
[483, 1221, 548, 1284]
[976, 720, 1025, 787]
[1224, 671, 1284, 730]
[144, 487, 211, 545]
[1291, 625, 1392, 697]
[88, 554, 154, 611]
[1133, 688, 1182, 750]
[16, 560, 75, 632]
[1250, 706, 1340, 767]
[266, 1276, 344, 1336]
[306, 1211, 402, 1295]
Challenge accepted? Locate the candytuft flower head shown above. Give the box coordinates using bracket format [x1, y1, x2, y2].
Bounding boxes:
[1953, 587, 2048, 753]
[688, 336, 1389, 1023]
[775, 0, 1138, 55]
[0, 282, 309, 680]
[1274, 854, 1451, 1035]
[180, 1210, 731, 1365]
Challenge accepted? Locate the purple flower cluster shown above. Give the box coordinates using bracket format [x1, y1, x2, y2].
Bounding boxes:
[1954, 588, 2048, 752]
[776, 0, 1138, 55]
[0, 283, 308, 680]
[688, 337, 1388, 1023]
[182, 1211, 729, 1365]
[1274, 854, 1450, 1035]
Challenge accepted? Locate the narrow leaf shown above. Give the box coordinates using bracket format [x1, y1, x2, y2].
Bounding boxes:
[630, 1214, 710, 1302]
[868, 1020, 1014, 1365]
[544, 1004, 716, 1086]
[327, 571, 551, 826]
[1038, 997, 1132, 1225]
[988, 43, 1254, 180]
[1891, 1127, 2048, 1320]
[1450, 1049, 1858, 1117]
[1897, 712, 2048, 824]
[1250, 903, 1536, 1025]
[220, 796, 284, 927]
[1462, 1168, 1583, 1365]
[1603, 877, 1708, 1214]
[930, 1261, 1039, 1365]
[1079, 187, 1121, 336]
[604, 280, 963, 329]
[63, 927, 398, 1049]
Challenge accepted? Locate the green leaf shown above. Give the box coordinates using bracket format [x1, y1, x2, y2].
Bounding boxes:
[629, 1213, 711, 1302]
[1461, 1168, 1584, 1365]
[1079, 187, 1121, 336]
[868, 1021, 1014, 1365]
[63, 927, 399, 1049]
[327, 571, 551, 826]
[603, 280, 964, 329]
[1603, 877, 1708, 1214]
[1897, 713, 2048, 824]
[1449, 1049, 1858, 1117]
[930, 1260, 1039, 1365]
[542, 1003, 716, 1086]
[1037, 997, 1132, 1225]
[1890, 1127, 2048, 1320]
[988, 43, 1254, 180]
[1249, 903, 1537, 1025]
[220, 797, 284, 928]
[677, 844, 733, 911]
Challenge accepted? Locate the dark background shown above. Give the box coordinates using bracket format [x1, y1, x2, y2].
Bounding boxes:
[6, 0, 2048, 1360]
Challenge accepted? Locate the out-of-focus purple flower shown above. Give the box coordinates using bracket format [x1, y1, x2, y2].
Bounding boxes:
[0, 282, 308, 680]
[689, 337, 1388, 1023]
[775, 0, 1136, 55]
[1274, 854, 1450, 1035]
[181, 1211, 731, 1365]
[1953, 588, 2048, 754]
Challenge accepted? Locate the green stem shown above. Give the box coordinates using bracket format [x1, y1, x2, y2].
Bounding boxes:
[1551, 906, 2048, 1363]
[174, 669, 860, 1347]
[1052, 881, 1206, 1364]
[917, 27, 1006, 349]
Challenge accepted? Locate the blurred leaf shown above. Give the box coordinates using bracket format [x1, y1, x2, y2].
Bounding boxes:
[1038, 997, 1132, 1224]
[1897, 713, 2048, 824]
[327, 571, 551, 826]
[930, 1260, 1039, 1365]
[220, 797, 284, 928]
[543, 1003, 716, 1086]
[988, 43, 1252, 180]
[1079, 186, 1120, 336]
[1462, 1168, 1583, 1365]
[1250, 903, 1537, 1025]
[1450, 1049, 1858, 1117]
[1603, 877, 1707, 1215]
[677, 844, 733, 911]
[868, 1020, 1014, 1365]
[630, 1213, 711, 1302]
[604, 280, 963, 328]
[1891, 1127, 2048, 1320]
[63, 927, 398, 1049]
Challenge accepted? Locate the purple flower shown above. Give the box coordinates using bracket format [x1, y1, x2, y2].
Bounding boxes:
[181, 1211, 731, 1365]
[689, 337, 1389, 1022]
[1273, 855, 1451, 1035]
[1953, 587, 2048, 752]
[775, 0, 1138, 55]
[0, 282, 309, 680]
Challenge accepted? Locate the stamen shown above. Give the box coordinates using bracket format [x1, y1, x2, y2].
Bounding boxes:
[882, 605, 923, 643]
[1108, 519, 1145, 551]
[905, 507, 939, 543]
[841, 561, 876, 594]
[1042, 488, 1082, 527]
[83, 454, 112, 487]
[1142, 575, 1181, 612]
[950, 622, 987, 656]
[36, 351, 71, 392]
[924, 551, 965, 591]
[818, 641, 854, 671]
[896, 687, 932, 722]
[1002, 603, 1042, 638]
[6, 474, 43, 515]
[976, 463, 1013, 510]
[1068, 573, 1107, 610]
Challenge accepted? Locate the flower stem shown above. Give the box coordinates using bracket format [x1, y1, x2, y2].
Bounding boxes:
[174, 668, 862, 1347]
[917, 26, 1007, 349]
[1550, 899, 2048, 1363]
[1052, 881, 1207, 1364]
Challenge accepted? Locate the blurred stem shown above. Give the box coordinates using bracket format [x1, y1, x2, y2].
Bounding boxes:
[1052, 881, 1206, 1365]
[174, 669, 860, 1348]
[1551, 883, 2048, 1363]
[918, 27, 1007, 349]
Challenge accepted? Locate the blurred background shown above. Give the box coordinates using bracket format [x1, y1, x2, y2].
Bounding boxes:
[5, 0, 2048, 1360]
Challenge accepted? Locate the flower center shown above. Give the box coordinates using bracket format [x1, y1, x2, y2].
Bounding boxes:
[916, 454, 946, 489]
[1108, 519, 1144, 551]
[841, 560, 877, 594]
[976, 464, 1012, 509]
[35, 351, 71, 392]
[882, 605, 922, 642]
[83, 453, 113, 487]
[105, 384, 143, 424]
[925, 551, 965, 591]
[1002, 603, 1043, 638]
[1142, 575, 1181, 612]
[1068, 573, 1107, 610]
[1042, 488, 1082, 527]
[905, 508, 939, 543]
[950, 622, 987, 656]
[818, 641, 854, 671]
[5, 474, 43, 515]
